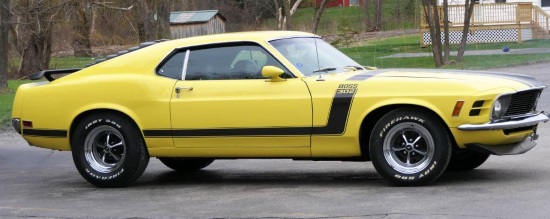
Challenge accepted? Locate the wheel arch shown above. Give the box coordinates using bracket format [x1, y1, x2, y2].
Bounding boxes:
[359, 104, 456, 160]
[69, 108, 144, 149]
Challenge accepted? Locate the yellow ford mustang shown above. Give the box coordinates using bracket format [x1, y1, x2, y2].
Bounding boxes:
[11, 31, 550, 187]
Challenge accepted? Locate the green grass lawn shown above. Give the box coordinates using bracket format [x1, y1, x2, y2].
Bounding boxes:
[339, 35, 550, 68]
[7, 57, 94, 79]
[0, 80, 33, 127]
[266, 4, 419, 34]
[49, 57, 95, 69]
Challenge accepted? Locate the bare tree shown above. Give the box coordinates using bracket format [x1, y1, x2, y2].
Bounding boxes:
[241, 0, 276, 27]
[69, 1, 134, 57]
[364, 0, 383, 31]
[134, 0, 170, 42]
[16, 0, 68, 77]
[421, 0, 444, 67]
[155, 1, 170, 39]
[275, 0, 303, 30]
[364, 0, 372, 31]
[312, 0, 329, 34]
[374, 0, 383, 30]
[442, 0, 450, 62]
[0, 0, 9, 90]
[70, 0, 93, 57]
[456, 0, 475, 62]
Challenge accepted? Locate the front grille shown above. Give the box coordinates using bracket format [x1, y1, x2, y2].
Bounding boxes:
[504, 89, 541, 116]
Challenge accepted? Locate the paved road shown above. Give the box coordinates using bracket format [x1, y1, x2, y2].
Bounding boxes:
[1, 63, 550, 219]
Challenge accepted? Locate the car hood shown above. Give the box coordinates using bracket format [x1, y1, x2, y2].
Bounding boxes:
[327, 68, 545, 92]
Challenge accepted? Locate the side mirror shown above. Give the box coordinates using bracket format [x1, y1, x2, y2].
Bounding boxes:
[262, 66, 286, 82]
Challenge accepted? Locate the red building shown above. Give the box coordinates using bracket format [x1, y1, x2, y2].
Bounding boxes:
[315, 0, 363, 8]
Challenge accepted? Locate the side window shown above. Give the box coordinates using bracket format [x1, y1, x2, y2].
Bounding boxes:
[185, 44, 292, 80]
[157, 51, 186, 79]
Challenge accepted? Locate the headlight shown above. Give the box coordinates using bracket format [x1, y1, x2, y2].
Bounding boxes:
[491, 95, 511, 121]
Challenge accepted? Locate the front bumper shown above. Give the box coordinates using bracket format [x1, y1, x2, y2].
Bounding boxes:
[458, 113, 549, 131]
[465, 133, 538, 155]
[12, 118, 21, 134]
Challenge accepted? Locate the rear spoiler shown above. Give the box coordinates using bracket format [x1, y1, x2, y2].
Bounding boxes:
[29, 68, 82, 82]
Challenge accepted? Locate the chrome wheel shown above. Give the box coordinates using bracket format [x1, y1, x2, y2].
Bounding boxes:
[84, 125, 126, 173]
[383, 122, 435, 174]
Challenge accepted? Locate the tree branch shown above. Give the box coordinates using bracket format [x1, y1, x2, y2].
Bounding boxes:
[92, 2, 133, 11]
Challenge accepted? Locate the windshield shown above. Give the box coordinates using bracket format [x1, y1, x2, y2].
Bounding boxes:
[269, 37, 363, 76]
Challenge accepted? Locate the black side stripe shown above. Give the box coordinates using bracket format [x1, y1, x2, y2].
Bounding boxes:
[144, 127, 312, 137]
[23, 129, 67, 138]
[312, 88, 356, 134]
[144, 87, 357, 138]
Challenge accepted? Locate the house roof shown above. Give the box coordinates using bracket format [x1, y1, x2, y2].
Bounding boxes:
[170, 10, 227, 24]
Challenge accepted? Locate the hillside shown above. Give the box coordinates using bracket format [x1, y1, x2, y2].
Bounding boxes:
[264, 2, 420, 34]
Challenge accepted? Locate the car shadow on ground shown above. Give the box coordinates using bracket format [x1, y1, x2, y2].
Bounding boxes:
[137, 169, 388, 187]
[130, 167, 538, 188]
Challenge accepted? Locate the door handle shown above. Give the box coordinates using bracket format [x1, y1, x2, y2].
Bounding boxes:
[175, 86, 193, 93]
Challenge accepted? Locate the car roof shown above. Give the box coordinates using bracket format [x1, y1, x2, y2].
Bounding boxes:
[85, 31, 318, 67]
[160, 31, 318, 49]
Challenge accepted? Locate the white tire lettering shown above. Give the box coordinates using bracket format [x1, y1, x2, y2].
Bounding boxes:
[379, 116, 426, 137]
[85, 168, 124, 180]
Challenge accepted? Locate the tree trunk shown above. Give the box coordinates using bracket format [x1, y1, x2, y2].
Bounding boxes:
[273, 0, 282, 30]
[364, 0, 371, 31]
[17, 0, 58, 77]
[135, 0, 155, 42]
[281, 0, 303, 30]
[135, 0, 170, 42]
[396, 0, 401, 28]
[431, 0, 443, 67]
[282, 0, 291, 30]
[374, 0, 383, 30]
[19, 31, 52, 76]
[442, 0, 450, 62]
[456, 0, 475, 62]
[156, 0, 171, 39]
[422, 0, 443, 67]
[0, 0, 10, 89]
[312, 0, 329, 34]
[71, 0, 93, 57]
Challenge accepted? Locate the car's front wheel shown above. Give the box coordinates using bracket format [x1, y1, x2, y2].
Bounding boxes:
[369, 108, 452, 186]
[71, 113, 149, 187]
[158, 158, 214, 172]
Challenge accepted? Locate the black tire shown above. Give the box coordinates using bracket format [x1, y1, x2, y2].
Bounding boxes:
[71, 113, 149, 187]
[446, 148, 490, 171]
[158, 158, 214, 172]
[369, 107, 452, 186]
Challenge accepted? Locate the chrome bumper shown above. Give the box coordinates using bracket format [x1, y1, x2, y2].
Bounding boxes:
[465, 133, 538, 155]
[458, 113, 549, 131]
[12, 118, 21, 134]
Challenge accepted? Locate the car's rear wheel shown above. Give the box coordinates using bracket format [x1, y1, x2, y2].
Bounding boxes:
[369, 108, 451, 186]
[446, 149, 490, 171]
[158, 158, 214, 172]
[71, 113, 149, 187]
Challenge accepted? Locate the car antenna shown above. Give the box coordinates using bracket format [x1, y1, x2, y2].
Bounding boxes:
[314, 38, 325, 81]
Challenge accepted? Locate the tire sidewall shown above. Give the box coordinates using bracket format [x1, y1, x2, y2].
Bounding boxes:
[72, 115, 145, 186]
[370, 109, 451, 185]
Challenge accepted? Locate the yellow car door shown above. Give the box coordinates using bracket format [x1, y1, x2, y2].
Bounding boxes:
[167, 43, 312, 157]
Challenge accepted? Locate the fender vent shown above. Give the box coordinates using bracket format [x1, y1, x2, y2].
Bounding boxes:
[469, 100, 485, 116]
